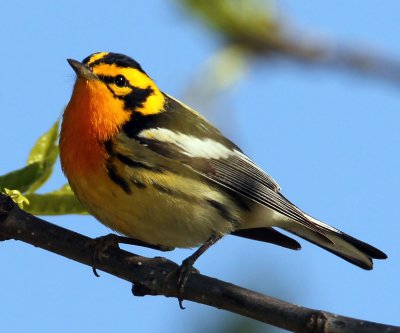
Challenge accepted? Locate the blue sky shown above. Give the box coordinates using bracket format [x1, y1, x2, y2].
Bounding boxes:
[1, 1, 399, 332]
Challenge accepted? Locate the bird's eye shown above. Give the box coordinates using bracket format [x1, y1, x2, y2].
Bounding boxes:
[114, 75, 128, 87]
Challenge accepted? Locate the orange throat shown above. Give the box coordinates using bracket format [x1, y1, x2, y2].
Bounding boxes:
[60, 78, 130, 179]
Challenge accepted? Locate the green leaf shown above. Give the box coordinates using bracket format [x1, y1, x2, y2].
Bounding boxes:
[0, 121, 61, 194]
[0, 162, 44, 193]
[27, 120, 60, 164]
[25, 120, 60, 193]
[2, 188, 30, 209]
[25, 184, 88, 215]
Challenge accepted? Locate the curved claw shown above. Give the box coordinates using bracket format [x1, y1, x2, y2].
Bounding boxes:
[176, 257, 201, 309]
[90, 234, 174, 276]
[174, 234, 223, 309]
[177, 257, 198, 293]
[90, 234, 121, 277]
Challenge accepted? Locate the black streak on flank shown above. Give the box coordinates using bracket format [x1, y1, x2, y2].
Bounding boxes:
[152, 183, 200, 204]
[116, 154, 165, 173]
[106, 163, 131, 194]
[153, 183, 239, 226]
[130, 179, 146, 189]
[104, 140, 113, 154]
[105, 143, 147, 190]
[152, 183, 175, 196]
[226, 189, 251, 212]
[207, 199, 239, 226]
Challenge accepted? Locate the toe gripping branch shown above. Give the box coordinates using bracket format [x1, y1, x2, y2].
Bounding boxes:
[176, 234, 223, 309]
[90, 232, 222, 309]
[91, 233, 174, 277]
[90, 232, 222, 308]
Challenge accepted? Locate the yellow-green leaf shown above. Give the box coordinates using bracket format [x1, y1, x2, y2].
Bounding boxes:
[27, 120, 60, 164]
[0, 162, 43, 193]
[25, 184, 87, 215]
[25, 120, 60, 193]
[3, 188, 30, 209]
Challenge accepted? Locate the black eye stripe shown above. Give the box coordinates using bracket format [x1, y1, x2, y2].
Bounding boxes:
[98, 75, 132, 88]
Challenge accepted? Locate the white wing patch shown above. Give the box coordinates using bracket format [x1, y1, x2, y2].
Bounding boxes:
[138, 128, 235, 159]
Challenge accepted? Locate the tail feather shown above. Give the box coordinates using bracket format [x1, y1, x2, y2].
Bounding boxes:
[340, 232, 387, 260]
[279, 222, 387, 270]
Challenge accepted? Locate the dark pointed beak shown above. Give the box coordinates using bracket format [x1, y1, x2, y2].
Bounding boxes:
[67, 59, 98, 80]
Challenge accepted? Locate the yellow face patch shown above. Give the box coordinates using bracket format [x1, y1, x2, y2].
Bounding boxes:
[91, 63, 165, 115]
[108, 84, 132, 98]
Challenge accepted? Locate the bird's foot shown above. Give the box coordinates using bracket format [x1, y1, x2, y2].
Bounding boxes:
[173, 234, 222, 309]
[90, 234, 174, 277]
[90, 233, 121, 277]
[176, 257, 200, 309]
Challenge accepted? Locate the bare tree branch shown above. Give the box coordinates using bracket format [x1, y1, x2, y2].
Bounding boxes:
[0, 193, 398, 333]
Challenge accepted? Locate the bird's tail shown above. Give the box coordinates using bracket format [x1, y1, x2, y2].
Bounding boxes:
[279, 214, 387, 269]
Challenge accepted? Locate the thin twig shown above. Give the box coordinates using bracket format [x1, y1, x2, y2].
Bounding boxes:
[257, 35, 400, 86]
[180, 0, 400, 87]
[0, 194, 398, 333]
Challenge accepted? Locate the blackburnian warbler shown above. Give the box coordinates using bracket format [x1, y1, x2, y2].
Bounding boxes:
[60, 52, 386, 284]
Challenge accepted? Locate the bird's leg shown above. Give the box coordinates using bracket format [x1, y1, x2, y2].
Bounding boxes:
[177, 233, 223, 309]
[91, 233, 174, 277]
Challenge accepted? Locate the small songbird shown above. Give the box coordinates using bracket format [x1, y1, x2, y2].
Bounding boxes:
[60, 52, 386, 286]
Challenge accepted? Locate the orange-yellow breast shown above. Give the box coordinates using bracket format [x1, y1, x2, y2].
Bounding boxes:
[59, 78, 130, 180]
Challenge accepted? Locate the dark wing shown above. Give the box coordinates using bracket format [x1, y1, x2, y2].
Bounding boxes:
[124, 94, 327, 236]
